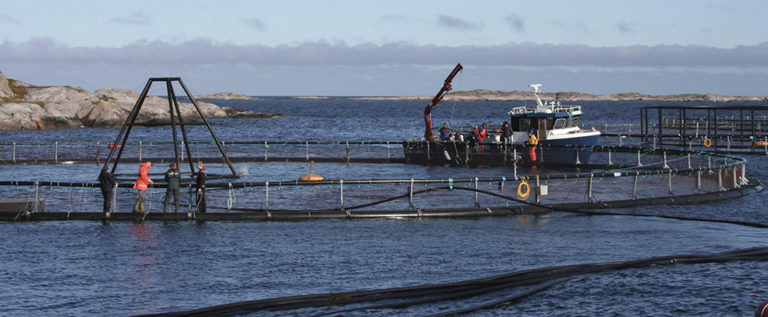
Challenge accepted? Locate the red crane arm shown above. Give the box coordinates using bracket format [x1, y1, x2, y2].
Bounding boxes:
[424, 63, 463, 141]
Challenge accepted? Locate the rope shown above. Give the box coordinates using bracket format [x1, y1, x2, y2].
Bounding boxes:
[143, 247, 768, 317]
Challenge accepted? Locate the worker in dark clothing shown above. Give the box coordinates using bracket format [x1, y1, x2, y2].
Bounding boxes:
[195, 161, 207, 213]
[98, 165, 117, 214]
[501, 121, 513, 148]
[439, 123, 453, 141]
[163, 163, 182, 213]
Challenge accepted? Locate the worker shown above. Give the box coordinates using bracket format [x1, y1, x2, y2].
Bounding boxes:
[163, 163, 182, 213]
[527, 131, 539, 162]
[478, 122, 488, 143]
[132, 161, 153, 214]
[194, 161, 207, 213]
[439, 123, 453, 141]
[98, 165, 117, 214]
[501, 121, 513, 148]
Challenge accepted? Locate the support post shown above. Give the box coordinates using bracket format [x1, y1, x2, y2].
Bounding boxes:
[427, 141, 430, 161]
[632, 172, 639, 200]
[264, 141, 268, 161]
[608, 149, 613, 165]
[718, 168, 724, 191]
[409, 178, 415, 210]
[474, 177, 479, 207]
[111, 183, 117, 215]
[265, 181, 269, 212]
[55, 141, 58, 163]
[139, 141, 142, 161]
[306, 141, 309, 161]
[12, 142, 16, 163]
[586, 174, 594, 202]
[637, 150, 642, 167]
[535, 175, 540, 204]
[733, 167, 739, 189]
[697, 170, 702, 193]
[96, 141, 100, 163]
[668, 171, 673, 196]
[33, 181, 40, 213]
[663, 151, 668, 169]
[687, 153, 691, 169]
[346, 142, 350, 163]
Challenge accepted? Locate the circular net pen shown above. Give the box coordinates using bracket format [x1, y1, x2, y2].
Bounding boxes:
[0, 145, 758, 221]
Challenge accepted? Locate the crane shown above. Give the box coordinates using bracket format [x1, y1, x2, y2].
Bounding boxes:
[423, 63, 463, 141]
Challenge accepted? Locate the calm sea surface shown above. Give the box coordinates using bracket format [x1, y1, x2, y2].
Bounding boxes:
[1, 98, 768, 316]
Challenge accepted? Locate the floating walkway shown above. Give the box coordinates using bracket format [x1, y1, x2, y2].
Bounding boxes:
[0, 143, 757, 222]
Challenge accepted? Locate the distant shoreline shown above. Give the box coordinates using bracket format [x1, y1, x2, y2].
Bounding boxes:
[200, 89, 768, 102]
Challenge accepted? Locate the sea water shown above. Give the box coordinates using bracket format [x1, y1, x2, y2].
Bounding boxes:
[0, 98, 767, 316]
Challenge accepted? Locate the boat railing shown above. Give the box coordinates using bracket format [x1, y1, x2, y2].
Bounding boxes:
[508, 105, 582, 115]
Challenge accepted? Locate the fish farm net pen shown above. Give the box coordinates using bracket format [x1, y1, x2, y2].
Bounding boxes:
[136, 246, 768, 317]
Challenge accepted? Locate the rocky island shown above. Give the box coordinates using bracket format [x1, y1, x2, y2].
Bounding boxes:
[195, 92, 259, 100]
[0, 72, 280, 130]
[352, 89, 768, 103]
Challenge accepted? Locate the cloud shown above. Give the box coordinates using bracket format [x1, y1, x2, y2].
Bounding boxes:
[3, 38, 765, 68]
[0, 13, 21, 25]
[107, 11, 153, 26]
[244, 18, 266, 30]
[616, 21, 635, 33]
[437, 15, 481, 30]
[504, 14, 525, 32]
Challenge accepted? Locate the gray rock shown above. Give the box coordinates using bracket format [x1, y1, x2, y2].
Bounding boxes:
[195, 92, 258, 100]
[0, 72, 12, 98]
[0, 73, 282, 130]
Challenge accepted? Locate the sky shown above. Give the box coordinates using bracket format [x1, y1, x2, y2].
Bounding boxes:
[0, 0, 766, 96]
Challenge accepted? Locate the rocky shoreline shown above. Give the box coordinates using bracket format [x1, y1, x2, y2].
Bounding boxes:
[0, 72, 281, 130]
[350, 89, 768, 102]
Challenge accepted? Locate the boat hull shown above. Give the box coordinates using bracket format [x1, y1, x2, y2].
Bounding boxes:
[403, 133, 599, 166]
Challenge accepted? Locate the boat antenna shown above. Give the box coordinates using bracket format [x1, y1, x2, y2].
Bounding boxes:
[529, 84, 545, 108]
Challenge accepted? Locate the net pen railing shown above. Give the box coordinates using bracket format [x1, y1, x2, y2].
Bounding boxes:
[0, 145, 751, 219]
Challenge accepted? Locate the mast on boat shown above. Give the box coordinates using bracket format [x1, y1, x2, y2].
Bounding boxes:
[424, 63, 463, 141]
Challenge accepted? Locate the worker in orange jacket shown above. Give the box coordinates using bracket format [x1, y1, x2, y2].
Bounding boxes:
[132, 161, 153, 214]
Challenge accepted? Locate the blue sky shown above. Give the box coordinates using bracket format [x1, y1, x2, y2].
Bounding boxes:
[0, 0, 766, 96]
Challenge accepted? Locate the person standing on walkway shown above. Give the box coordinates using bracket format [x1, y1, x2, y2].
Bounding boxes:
[527, 131, 539, 163]
[133, 161, 153, 214]
[163, 163, 181, 213]
[98, 165, 117, 214]
[195, 161, 207, 213]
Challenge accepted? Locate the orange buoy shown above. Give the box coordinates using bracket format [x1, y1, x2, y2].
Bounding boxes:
[299, 161, 324, 181]
[755, 141, 768, 147]
[108, 143, 121, 149]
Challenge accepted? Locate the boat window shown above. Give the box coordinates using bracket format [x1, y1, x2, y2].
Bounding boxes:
[518, 118, 529, 132]
[569, 116, 580, 127]
[554, 118, 566, 129]
[546, 118, 554, 130]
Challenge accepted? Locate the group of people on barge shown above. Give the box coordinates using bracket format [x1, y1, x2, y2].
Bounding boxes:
[98, 161, 208, 215]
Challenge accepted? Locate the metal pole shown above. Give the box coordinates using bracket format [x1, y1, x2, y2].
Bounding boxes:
[346, 142, 350, 163]
[33, 181, 40, 213]
[474, 177, 479, 207]
[687, 153, 691, 169]
[55, 141, 58, 162]
[663, 151, 668, 169]
[264, 141, 268, 161]
[166, 81, 181, 169]
[587, 174, 594, 202]
[177, 78, 237, 175]
[535, 175, 540, 204]
[608, 149, 612, 165]
[96, 141, 100, 163]
[632, 172, 639, 200]
[733, 167, 739, 188]
[668, 171, 673, 196]
[409, 178, 414, 209]
[112, 183, 117, 214]
[637, 150, 642, 166]
[306, 141, 309, 161]
[697, 170, 702, 193]
[265, 181, 269, 212]
[12, 142, 16, 163]
[139, 141, 142, 161]
[426, 141, 430, 161]
[718, 168, 724, 191]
